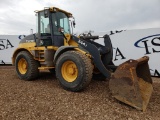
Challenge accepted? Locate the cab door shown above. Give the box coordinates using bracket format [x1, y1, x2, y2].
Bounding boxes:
[36, 10, 53, 46]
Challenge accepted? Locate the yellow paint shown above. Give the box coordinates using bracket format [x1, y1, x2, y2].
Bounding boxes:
[18, 58, 27, 74]
[61, 61, 78, 82]
[63, 34, 78, 47]
[12, 48, 33, 65]
[19, 42, 36, 48]
[35, 7, 72, 18]
[49, 7, 72, 17]
[74, 48, 91, 58]
[68, 40, 78, 47]
[12, 44, 58, 65]
[38, 67, 55, 70]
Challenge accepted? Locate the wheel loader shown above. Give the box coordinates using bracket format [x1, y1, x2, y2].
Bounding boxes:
[12, 7, 153, 111]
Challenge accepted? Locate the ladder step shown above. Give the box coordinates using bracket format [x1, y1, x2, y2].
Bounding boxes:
[38, 51, 45, 61]
[38, 67, 55, 70]
[39, 52, 44, 54]
[38, 59, 45, 62]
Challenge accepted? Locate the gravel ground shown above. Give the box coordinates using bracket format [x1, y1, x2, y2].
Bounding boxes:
[0, 66, 160, 120]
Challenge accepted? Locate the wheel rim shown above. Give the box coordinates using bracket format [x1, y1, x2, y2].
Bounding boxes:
[61, 61, 78, 82]
[18, 58, 28, 74]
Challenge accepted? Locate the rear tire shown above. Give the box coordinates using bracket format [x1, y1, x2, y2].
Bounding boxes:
[15, 51, 39, 80]
[55, 51, 93, 92]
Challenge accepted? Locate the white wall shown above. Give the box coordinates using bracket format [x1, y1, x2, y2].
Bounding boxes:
[0, 35, 25, 64]
[94, 28, 160, 77]
[0, 28, 159, 77]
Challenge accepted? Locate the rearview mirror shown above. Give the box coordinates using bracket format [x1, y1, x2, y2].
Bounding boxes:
[73, 17, 76, 28]
[73, 21, 76, 28]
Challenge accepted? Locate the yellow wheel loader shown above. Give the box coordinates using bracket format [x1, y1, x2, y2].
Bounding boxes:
[12, 7, 153, 111]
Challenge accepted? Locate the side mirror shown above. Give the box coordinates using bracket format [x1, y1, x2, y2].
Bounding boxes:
[73, 17, 76, 28]
[73, 21, 76, 28]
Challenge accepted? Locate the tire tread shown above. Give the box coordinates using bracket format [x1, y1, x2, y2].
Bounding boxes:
[15, 51, 39, 80]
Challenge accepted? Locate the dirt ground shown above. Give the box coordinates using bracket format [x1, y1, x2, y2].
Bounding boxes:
[0, 66, 160, 120]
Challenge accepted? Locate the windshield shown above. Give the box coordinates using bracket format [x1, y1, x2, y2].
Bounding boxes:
[52, 12, 71, 35]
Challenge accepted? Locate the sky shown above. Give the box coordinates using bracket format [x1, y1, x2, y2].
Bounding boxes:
[0, 0, 160, 35]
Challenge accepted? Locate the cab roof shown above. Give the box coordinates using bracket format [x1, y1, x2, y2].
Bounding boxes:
[35, 7, 72, 17]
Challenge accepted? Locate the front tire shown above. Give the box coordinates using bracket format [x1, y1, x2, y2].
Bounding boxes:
[15, 51, 39, 80]
[55, 51, 93, 92]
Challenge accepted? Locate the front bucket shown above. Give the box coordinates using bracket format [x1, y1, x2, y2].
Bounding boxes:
[109, 56, 153, 111]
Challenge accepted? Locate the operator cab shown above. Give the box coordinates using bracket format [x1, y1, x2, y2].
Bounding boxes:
[35, 7, 74, 47]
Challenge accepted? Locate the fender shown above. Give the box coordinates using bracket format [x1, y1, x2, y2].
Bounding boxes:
[54, 46, 77, 63]
[12, 48, 33, 65]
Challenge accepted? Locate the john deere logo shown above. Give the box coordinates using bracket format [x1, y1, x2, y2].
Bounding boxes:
[134, 34, 160, 55]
